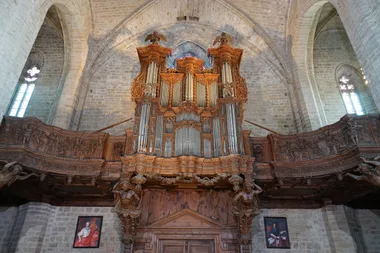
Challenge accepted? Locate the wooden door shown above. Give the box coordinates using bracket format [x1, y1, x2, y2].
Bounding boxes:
[158, 240, 214, 253]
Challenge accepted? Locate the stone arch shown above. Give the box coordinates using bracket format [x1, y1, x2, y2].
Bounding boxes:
[289, 0, 380, 131]
[46, 1, 92, 129]
[76, 21, 296, 135]
[85, 0, 289, 80]
[23, 50, 45, 74]
[291, 1, 329, 131]
[0, 0, 91, 129]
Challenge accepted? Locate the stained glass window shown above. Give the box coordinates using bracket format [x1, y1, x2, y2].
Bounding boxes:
[8, 66, 39, 117]
[338, 75, 364, 115]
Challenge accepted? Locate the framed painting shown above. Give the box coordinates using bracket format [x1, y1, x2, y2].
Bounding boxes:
[73, 216, 103, 248]
[264, 217, 290, 249]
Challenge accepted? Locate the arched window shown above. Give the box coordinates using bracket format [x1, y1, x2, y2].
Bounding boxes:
[338, 74, 364, 115]
[8, 66, 40, 117]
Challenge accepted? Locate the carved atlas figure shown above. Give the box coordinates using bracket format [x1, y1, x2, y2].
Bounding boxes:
[0, 161, 37, 189]
[346, 157, 380, 187]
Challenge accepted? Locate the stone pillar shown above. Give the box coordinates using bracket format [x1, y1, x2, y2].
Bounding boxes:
[322, 205, 358, 253]
[0, 207, 18, 253]
[8, 203, 52, 253]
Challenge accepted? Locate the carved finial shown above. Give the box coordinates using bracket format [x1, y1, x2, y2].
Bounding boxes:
[67, 176, 72, 184]
[213, 32, 233, 46]
[40, 173, 46, 182]
[144, 31, 167, 44]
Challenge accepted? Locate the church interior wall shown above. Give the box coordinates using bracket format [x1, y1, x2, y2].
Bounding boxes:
[312, 3, 377, 125]
[1, 203, 379, 253]
[78, 21, 296, 136]
[21, 14, 65, 124]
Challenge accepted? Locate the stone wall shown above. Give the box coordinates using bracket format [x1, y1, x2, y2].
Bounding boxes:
[313, 7, 377, 125]
[0, 207, 17, 253]
[22, 21, 64, 123]
[78, 21, 296, 136]
[1, 203, 380, 253]
[0, 203, 121, 253]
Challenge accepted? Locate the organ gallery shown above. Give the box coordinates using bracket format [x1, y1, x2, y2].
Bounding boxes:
[1, 28, 380, 253]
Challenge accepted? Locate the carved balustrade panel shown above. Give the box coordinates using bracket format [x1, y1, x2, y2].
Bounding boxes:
[0, 117, 108, 159]
[270, 116, 354, 162]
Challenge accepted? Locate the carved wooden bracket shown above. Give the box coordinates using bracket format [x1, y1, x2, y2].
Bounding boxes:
[113, 179, 143, 252]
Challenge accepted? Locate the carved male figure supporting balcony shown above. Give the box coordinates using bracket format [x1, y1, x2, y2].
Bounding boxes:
[233, 174, 263, 252]
[346, 157, 380, 187]
[0, 161, 37, 189]
[113, 180, 142, 253]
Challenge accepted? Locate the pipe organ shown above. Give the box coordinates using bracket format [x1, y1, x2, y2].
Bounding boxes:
[130, 34, 249, 159]
[123, 32, 254, 253]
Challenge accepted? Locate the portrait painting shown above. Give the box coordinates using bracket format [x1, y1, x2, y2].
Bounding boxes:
[73, 216, 103, 248]
[264, 217, 290, 249]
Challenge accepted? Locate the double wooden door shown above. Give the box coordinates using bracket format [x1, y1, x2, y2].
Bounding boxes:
[159, 239, 214, 253]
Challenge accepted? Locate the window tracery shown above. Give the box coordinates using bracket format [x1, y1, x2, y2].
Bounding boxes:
[338, 74, 364, 115]
[9, 66, 40, 117]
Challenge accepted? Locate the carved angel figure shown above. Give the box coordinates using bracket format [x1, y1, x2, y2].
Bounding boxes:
[233, 182, 263, 217]
[346, 157, 380, 187]
[144, 31, 167, 44]
[113, 181, 142, 218]
[213, 32, 233, 46]
[0, 161, 37, 189]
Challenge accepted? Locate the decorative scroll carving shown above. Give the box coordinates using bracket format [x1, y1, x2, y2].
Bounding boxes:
[0, 161, 37, 189]
[144, 172, 230, 186]
[174, 120, 202, 131]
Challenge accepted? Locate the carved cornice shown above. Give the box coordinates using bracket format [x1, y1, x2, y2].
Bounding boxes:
[160, 73, 185, 85]
[0, 147, 104, 177]
[208, 43, 243, 66]
[120, 153, 253, 176]
[176, 57, 204, 74]
[136, 43, 172, 65]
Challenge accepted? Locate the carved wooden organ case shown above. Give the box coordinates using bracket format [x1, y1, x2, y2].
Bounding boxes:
[115, 37, 255, 253]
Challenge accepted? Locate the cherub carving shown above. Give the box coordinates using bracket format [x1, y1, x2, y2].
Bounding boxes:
[144, 31, 167, 44]
[213, 32, 233, 46]
[0, 161, 37, 189]
[346, 157, 380, 187]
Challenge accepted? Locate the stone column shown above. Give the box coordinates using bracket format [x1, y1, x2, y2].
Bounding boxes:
[322, 205, 358, 253]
